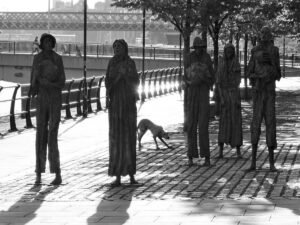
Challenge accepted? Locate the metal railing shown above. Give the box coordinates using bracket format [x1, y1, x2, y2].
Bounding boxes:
[2, 41, 300, 68]
[0, 67, 182, 135]
[0, 41, 182, 60]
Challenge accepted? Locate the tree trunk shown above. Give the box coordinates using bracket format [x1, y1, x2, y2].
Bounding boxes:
[213, 32, 219, 71]
[243, 33, 248, 99]
[250, 35, 257, 47]
[235, 32, 240, 62]
[183, 0, 192, 132]
[201, 26, 208, 48]
[183, 33, 190, 132]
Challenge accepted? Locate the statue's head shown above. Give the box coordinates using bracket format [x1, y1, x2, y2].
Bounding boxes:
[260, 26, 273, 42]
[224, 43, 235, 59]
[191, 37, 206, 54]
[112, 39, 128, 56]
[39, 33, 56, 50]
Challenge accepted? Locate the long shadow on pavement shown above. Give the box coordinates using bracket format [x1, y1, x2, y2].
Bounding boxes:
[87, 185, 138, 224]
[0, 185, 58, 224]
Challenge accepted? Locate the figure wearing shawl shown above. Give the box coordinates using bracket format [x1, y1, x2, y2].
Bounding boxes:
[105, 39, 140, 186]
[30, 33, 66, 185]
[246, 26, 281, 172]
[216, 43, 243, 158]
[185, 37, 214, 167]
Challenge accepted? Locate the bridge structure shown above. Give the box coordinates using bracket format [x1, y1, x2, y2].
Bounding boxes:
[0, 11, 176, 32]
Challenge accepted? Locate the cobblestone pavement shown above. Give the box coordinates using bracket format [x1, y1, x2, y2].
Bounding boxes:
[0, 77, 299, 225]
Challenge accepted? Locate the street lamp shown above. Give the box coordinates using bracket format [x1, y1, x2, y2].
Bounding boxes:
[47, 0, 51, 33]
[82, 0, 88, 117]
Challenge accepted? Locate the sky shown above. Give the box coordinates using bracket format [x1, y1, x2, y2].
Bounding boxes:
[0, 0, 104, 12]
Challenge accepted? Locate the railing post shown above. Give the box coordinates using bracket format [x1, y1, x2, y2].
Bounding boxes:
[173, 67, 179, 92]
[178, 66, 183, 94]
[164, 68, 170, 94]
[69, 43, 71, 56]
[168, 67, 175, 93]
[24, 87, 34, 129]
[158, 69, 165, 96]
[96, 44, 99, 58]
[76, 79, 84, 116]
[147, 70, 154, 99]
[87, 77, 95, 113]
[65, 80, 74, 119]
[141, 71, 147, 102]
[96, 76, 104, 111]
[9, 84, 20, 132]
[153, 70, 159, 97]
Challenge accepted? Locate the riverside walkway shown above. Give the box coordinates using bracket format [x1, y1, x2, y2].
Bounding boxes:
[0, 77, 300, 225]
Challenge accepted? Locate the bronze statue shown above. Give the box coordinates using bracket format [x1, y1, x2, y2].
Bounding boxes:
[216, 43, 243, 158]
[105, 39, 140, 186]
[185, 37, 215, 167]
[30, 33, 66, 185]
[246, 26, 281, 171]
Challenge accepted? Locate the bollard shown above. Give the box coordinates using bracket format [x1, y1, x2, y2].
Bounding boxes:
[65, 80, 74, 119]
[96, 76, 104, 111]
[9, 84, 20, 132]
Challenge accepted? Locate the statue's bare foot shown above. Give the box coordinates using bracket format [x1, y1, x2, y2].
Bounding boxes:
[245, 165, 256, 172]
[270, 165, 278, 172]
[110, 180, 121, 187]
[130, 176, 138, 185]
[50, 175, 62, 185]
[202, 160, 211, 167]
[188, 158, 193, 167]
[111, 176, 121, 187]
[216, 154, 223, 159]
[237, 154, 243, 159]
[35, 174, 41, 185]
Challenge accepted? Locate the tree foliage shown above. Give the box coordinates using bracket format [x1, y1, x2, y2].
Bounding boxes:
[111, 0, 206, 35]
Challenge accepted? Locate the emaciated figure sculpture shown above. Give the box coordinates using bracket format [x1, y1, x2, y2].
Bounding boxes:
[185, 37, 215, 167]
[30, 33, 66, 185]
[216, 43, 243, 158]
[105, 39, 140, 186]
[246, 26, 281, 171]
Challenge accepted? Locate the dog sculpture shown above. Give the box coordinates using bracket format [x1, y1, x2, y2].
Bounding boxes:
[137, 119, 172, 150]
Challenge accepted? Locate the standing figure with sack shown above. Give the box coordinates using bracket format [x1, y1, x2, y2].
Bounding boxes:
[215, 43, 243, 159]
[185, 37, 214, 167]
[246, 26, 281, 172]
[30, 33, 66, 185]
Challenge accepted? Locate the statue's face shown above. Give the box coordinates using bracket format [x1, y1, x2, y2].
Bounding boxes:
[195, 46, 205, 55]
[225, 47, 234, 59]
[42, 37, 53, 51]
[260, 27, 272, 42]
[113, 42, 126, 56]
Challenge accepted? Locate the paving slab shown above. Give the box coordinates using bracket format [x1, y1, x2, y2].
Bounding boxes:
[0, 77, 300, 224]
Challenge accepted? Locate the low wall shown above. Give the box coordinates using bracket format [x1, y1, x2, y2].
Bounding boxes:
[0, 54, 180, 84]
